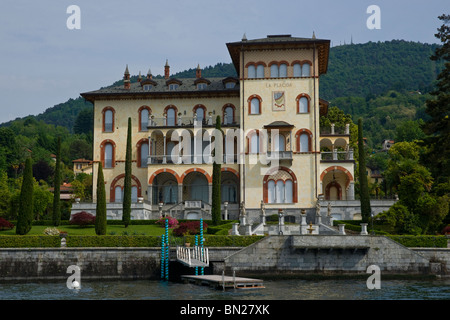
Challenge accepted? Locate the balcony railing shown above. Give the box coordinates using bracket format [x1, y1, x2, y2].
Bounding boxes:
[320, 149, 354, 161]
[266, 151, 293, 160]
[148, 154, 239, 165]
[320, 123, 350, 135]
[147, 116, 239, 128]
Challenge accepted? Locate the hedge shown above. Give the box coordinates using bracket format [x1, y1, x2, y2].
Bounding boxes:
[387, 235, 448, 248]
[184, 235, 264, 247]
[66, 235, 161, 247]
[0, 236, 61, 248]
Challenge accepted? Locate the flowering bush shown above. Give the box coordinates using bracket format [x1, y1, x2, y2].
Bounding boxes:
[442, 225, 450, 235]
[173, 220, 208, 237]
[0, 217, 14, 231]
[70, 211, 96, 227]
[155, 216, 178, 229]
[43, 227, 61, 235]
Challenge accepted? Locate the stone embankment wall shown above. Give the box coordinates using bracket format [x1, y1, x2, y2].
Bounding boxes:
[224, 235, 444, 276]
[0, 247, 241, 282]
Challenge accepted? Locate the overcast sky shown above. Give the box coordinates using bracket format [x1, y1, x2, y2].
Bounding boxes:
[0, 0, 448, 124]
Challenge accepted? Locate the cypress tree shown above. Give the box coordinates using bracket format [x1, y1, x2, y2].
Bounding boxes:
[211, 116, 222, 225]
[52, 136, 61, 226]
[16, 157, 34, 235]
[122, 117, 132, 227]
[95, 162, 107, 235]
[358, 118, 372, 222]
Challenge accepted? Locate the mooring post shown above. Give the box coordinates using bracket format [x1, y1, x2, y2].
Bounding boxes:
[161, 234, 165, 280]
[195, 234, 198, 275]
[165, 218, 169, 281]
[200, 218, 204, 275]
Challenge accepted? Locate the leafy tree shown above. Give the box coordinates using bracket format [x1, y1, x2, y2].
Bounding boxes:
[95, 162, 107, 235]
[52, 137, 61, 226]
[395, 119, 426, 142]
[211, 116, 222, 226]
[33, 183, 53, 220]
[32, 159, 54, 183]
[122, 117, 132, 228]
[16, 157, 34, 235]
[358, 119, 371, 222]
[0, 171, 11, 218]
[422, 14, 450, 180]
[73, 108, 93, 135]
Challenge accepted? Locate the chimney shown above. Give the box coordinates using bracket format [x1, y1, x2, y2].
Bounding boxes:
[147, 68, 152, 80]
[137, 71, 142, 82]
[196, 64, 201, 79]
[164, 59, 170, 80]
[124, 64, 131, 89]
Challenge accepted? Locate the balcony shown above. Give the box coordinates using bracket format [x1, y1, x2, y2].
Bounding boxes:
[320, 149, 354, 162]
[266, 151, 293, 160]
[147, 115, 239, 129]
[320, 124, 350, 136]
[148, 154, 239, 165]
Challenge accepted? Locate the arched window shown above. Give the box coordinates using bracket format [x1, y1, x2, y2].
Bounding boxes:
[115, 186, 123, 203]
[131, 186, 138, 203]
[276, 180, 285, 203]
[279, 64, 287, 78]
[249, 132, 260, 154]
[293, 63, 301, 77]
[248, 65, 256, 78]
[194, 106, 205, 122]
[299, 97, 309, 113]
[299, 133, 310, 152]
[224, 106, 234, 124]
[268, 180, 276, 203]
[140, 142, 149, 167]
[256, 64, 264, 78]
[285, 180, 293, 203]
[248, 95, 261, 114]
[266, 179, 294, 203]
[103, 108, 114, 132]
[139, 107, 150, 131]
[302, 63, 311, 77]
[166, 107, 176, 126]
[104, 143, 113, 168]
[270, 64, 279, 78]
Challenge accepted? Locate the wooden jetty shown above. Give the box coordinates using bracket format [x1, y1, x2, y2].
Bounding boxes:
[181, 274, 265, 290]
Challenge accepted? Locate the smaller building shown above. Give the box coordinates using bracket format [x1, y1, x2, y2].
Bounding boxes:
[73, 158, 93, 176]
[381, 139, 394, 152]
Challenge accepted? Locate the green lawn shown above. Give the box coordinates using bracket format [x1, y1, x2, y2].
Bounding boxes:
[1, 224, 169, 236]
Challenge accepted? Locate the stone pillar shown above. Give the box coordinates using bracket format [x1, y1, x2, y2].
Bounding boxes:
[178, 185, 183, 204]
[338, 224, 346, 235]
[245, 224, 252, 235]
[345, 123, 350, 135]
[348, 182, 355, 200]
[231, 223, 240, 235]
[331, 123, 335, 135]
[223, 202, 228, 220]
[147, 186, 153, 205]
[162, 135, 167, 164]
[300, 209, 307, 234]
[208, 184, 212, 204]
[360, 223, 368, 235]
[278, 209, 284, 235]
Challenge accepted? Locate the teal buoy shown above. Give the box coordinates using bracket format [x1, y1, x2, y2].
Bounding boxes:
[161, 234, 165, 280]
[165, 218, 169, 281]
[200, 218, 204, 275]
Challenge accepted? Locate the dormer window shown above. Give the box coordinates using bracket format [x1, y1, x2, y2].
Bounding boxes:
[197, 83, 207, 90]
[166, 78, 182, 91]
[143, 84, 152, 90]
[225, 82, 235, 89]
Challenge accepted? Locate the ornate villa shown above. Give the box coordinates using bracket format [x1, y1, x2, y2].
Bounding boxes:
[76, 34, 359, 222]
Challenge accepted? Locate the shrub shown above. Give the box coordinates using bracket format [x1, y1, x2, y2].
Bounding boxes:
[173, 221, 208, 237]
[0, 236, 60, 248]
[70, 211, 96, 227]
[442, 225, 450, 235]
[0, 217, 14, 231]
[155, 216, 178, 229]
[43, 227, 61, 235]
[66, 235, 160, 247]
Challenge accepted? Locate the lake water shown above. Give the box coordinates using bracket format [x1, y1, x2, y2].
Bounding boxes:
[1, 278, 450, 300]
